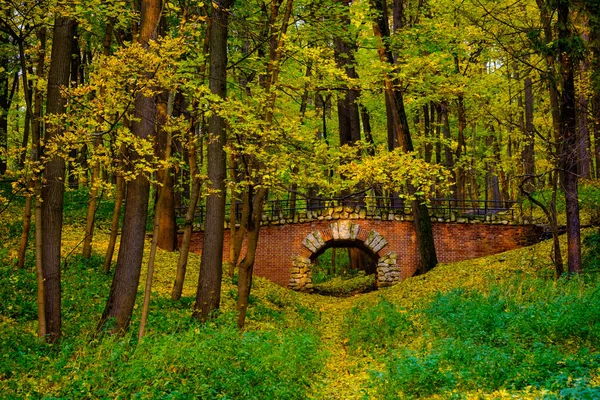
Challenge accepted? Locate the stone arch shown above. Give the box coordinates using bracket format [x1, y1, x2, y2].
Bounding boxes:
[289, 220, 400, 292]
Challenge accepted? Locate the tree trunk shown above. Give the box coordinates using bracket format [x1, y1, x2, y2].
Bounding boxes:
[83, 23, 114, 258]
[40, 15, 76, 343]
[155, 91, 178, 251]
[370, 0, 437, 274]
[594, 93, 600, 179]
[103, 174, 125, 273]
[440, 100, 456, 199]
[139, 120, 173, 340]
[172, 123, 201, 301]
[557, 1, 582, 274]
[522, 63, 536, 191]
[334, 0, 361, 146]
[236, 0, 294, 329]
[590, 17, 600, 178]
[455, 55, 467, 205]
[237, 187, 267, 329]
[98, 0, 162, 334]
[577, 74, 591, 179]
[423, 104, 432, 163]
[0, 33, 9, 175]
[193, 0, 234, 322]
[82, 142, 101, 258]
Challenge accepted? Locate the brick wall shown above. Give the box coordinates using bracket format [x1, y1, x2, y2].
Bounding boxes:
[186, 220, 543, 287]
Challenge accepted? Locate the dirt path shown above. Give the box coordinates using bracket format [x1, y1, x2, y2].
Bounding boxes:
[306, 294, 380, 399]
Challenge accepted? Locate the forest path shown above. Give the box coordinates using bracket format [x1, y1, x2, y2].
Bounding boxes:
[305, 293, 381, 399]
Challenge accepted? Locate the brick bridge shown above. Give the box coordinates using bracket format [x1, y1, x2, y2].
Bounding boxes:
[186, 198, 542, 292]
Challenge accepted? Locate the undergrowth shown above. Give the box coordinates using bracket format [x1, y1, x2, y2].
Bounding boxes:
[2, 190, 600, 398]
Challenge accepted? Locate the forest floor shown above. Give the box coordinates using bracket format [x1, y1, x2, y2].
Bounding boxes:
[1, 187, 600, 398]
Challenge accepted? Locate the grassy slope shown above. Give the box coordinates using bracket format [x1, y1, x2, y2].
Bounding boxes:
[1, 187, 600, 399]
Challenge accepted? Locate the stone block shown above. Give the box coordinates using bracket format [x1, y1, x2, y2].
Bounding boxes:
[350, 223, 360, 240]
[372, 237, 388, 253]
[338, 220, 353, 239]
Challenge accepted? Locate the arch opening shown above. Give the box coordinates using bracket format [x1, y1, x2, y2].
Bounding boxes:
[289, 220, 400, 292]
[311, 245, 378, 296]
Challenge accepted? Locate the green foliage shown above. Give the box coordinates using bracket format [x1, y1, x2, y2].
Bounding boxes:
[344, 297, 413, 352]
[62, 188, 116, 228]
[352, 279, 600, 398]
[583, 231, 600, 272]
[0, 253, 37, 321]
[312, 248, 351, 284]
[523, 182, 600, 217]
[53, 320, 323, 399]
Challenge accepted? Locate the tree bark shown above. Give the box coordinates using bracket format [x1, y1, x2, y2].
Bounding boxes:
[237, 187, 267, 329]
[139, 118, 173, 340]
[236, 0, 294, 329]
[334, 0, 361, 146]
[172, 123, 201, 301]
[370, 0, 437, 274]
[155, 91, 178, 251]
[193, 0, 234, 322]
[557, 1, 582, 274]
[40, 15, 76, 343]
[98, 0, 162, 334]
[522, 62, 536, 191]
[0, 33, 9, 175]
[83, 23, 114, 258]
[102, 173, 125, 273]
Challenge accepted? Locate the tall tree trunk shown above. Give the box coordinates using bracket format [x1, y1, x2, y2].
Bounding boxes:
[594, 94, 600, 179]
[334, 0, 361, 146]
[98, 0, 162, 334]
[193, 0, 234, 322]
[440, 100, 456, 200]
[522, 62, 536, 191]
[454, 55, 467, 205]
[102, 173, 125, 273]
[139, 118, 173, 340]
[237, 0, 294, 329]
[578, 22, 591, 179]
[0, 33, 9, 175]
[578, 68, 591, 179]
[237, 187, 267, 329]
[172, 122, 202, 301]
[83, 23, 113, 258]
[155, 91, 178, 251]
[423, 104, 432, 163]
[17, 28, 46, 271]
[557, 1, 582, 274]
[40, 15, 76, 343]
[370, 0, 437, 274]
[590, 15, 600, 178]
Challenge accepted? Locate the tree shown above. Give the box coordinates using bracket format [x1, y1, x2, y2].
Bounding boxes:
[98, 0, 162, 334]
[556, 0, 582, 274]
[370, 0, 438, 274]
[40, 12, 76, 343]
[193, 0, 234, 322]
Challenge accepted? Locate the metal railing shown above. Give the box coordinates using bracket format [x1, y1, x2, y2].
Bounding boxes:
[176, 196, 523, 226]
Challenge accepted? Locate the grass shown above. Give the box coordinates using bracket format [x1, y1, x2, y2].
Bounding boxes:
[1, 185, 600, 398]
